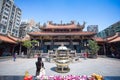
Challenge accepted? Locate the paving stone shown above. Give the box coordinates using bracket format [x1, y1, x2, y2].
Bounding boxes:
[0, 57, 120, 77]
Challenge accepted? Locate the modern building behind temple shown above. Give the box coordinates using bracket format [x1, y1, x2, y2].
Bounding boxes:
[0, 0, 22, 37]
[29, 21, 96, 53]
[97, 21, 120, 38]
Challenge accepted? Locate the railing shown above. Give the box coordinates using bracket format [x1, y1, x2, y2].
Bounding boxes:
[69, 50, 76, 57]
[48, 50, 56, 58]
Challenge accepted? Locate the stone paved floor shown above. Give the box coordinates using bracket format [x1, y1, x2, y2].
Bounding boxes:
[0, 57, 120, 76]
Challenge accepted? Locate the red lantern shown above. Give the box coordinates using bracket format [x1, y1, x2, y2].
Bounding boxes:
[28, 75, 33, 80]
[24, 76, 28, 80]
[24, 76, 33, 80]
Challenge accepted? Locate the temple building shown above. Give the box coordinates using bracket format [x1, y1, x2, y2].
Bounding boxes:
[29, 21, 96, 53]
[0, 34, 17, 56]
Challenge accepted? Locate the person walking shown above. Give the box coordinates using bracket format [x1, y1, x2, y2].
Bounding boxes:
[35, 57, 44, 76]
[84, 52, 87, 60]
[21, 51, 24, 58]
[13, 52, 17, 61]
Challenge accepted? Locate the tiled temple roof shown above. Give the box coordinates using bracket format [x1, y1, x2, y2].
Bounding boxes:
[29, 31, 96, 36]
[45, 24, 77, 29]
[93, 37, 105, 43]
[40, 21, 85, 30]
[107, 33, 120, 43]
[0, 34, 17, 44]
[109, 37, 120, 43]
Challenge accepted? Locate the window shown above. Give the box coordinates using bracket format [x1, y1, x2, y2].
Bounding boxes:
[2, 20, 7, 25]
[16, 19, 19, 22]
[3, 26, 6, 30]
[16, 30, 18, 34]
[16, 23, 19, 26]
[2, 29, 6, 33]
[15, 34, 17, 37]
[0, 26, 1, 29]
[12, 33, 14, 35]
[5, 8, 9, 12]
[4, 12, 8, 16]
[3, 16, 7, 20]
[6, 3, 10, 8]
[0, 26, 2, 32]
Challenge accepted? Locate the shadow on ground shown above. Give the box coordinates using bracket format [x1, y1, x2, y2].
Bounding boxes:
[50, 67, 56, 72]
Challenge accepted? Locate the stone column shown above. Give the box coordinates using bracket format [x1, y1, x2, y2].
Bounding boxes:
[51, 36, 55, 50]
[70, 36, 73, 49]
[81, 37, 84, 53]
[103, 43, 106, 56]
[51, 39, 54, 50]
[40, 38, 43, 50]
[81, 39, 83, 47]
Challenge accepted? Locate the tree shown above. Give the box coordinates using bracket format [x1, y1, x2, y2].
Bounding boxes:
[22, 40, 38, 58]
[88, 40, 100, 58]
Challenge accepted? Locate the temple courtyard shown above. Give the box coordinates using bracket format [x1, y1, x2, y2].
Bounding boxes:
[0, 56, 120, 77]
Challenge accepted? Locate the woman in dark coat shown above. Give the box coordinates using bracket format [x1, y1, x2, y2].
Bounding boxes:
[35, 57, 44, 76]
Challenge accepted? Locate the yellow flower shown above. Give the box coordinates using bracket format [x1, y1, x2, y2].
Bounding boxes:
[24, 71, 29, 77]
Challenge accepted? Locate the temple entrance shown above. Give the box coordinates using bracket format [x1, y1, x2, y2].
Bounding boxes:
[47, 45, 50, 50]
[41, 43, 83, 53]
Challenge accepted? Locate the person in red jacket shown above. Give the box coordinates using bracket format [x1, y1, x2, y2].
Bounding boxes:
[84, 52, 88, 59]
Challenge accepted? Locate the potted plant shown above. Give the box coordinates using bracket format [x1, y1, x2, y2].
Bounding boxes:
[88, 40, 100, 58]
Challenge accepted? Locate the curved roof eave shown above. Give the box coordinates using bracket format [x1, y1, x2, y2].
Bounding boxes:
[28, 32, 96, 36]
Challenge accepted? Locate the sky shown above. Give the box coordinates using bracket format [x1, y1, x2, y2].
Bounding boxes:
[14, 0, 120, 31]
